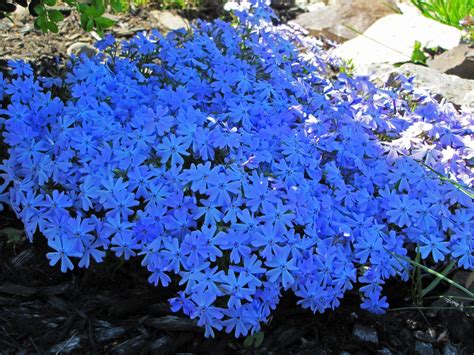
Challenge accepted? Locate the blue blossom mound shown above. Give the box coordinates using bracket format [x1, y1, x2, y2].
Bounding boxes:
[0, 2, 473, 338]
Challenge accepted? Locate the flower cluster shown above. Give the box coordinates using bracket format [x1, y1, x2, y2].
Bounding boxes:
[0, 1, 472, 338]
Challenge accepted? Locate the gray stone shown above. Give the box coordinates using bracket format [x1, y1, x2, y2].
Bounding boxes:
[333, 13, 461, 67]
[355, 63, 474, 108]
[291, 0, 399, 42]
[67, 42, 97, 58]
[149, 10, 189, 32]
[415, 341, 434, 355]
[429, 45, 474, 79]
[352, 323, 378, 344]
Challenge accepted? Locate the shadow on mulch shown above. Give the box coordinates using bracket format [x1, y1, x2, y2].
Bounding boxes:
[0, 208, 472, 354]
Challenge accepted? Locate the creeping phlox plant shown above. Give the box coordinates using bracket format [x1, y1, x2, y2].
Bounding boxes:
[0, 1, 473, 338]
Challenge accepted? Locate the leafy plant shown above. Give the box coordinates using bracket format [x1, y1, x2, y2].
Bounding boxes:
[410, 40, 428, 65]
[244, 332, 264, 348]
[411, 0, 473, 29]
[0, 0, 122, 35]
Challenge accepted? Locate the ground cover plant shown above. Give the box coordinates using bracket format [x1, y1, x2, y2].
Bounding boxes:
[0, 0, 473, 339]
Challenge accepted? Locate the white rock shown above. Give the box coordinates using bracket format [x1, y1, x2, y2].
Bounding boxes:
[333, 13, 462, 67]
[291, 0, 399, 42]
[356, 63, 474, 108]
[67, 42, 97, 58]
[149, 10, 189, 32]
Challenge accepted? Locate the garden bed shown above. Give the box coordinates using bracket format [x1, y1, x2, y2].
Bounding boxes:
[1, 3, 473, 354]
[0, 209, 473, 354]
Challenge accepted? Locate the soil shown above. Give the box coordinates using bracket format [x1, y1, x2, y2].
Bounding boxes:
[0, 4, 300, 61]
[0, 6, 473, 355]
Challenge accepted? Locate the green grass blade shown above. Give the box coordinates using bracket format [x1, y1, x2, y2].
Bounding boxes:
[421, 260, 456, 298]
[393, 253, 474, 299]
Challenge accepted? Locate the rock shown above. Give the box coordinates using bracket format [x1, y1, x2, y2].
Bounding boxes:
[11, 6, 30, 23]
[352, 323, 378, 345]
[294, 0, 325, 12]
[333, 13, 461, 67]
[291, 0, 400, 42]
[428, 45, 474, 79]
[149, 10, 189, 32]
[67, 42, 97, 58]
[356, 63, 474, 108]
[377, 348, 393, 355]
[414, 341, 434, 355]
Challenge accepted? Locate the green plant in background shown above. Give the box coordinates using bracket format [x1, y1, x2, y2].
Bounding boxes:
[338, 58, 355, 76]
[117, 0, 148, 12]
[244, 332, 265, 348]
[411, 0, 473, 29]
[1, 0, 122, 35]
[160, 0, 201, 10]
[410, 40, 428, 65]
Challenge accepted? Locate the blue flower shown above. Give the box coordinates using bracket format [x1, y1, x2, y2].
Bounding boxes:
[265, 245, 298, 289]
[419, 235, 449, 263]
[1, 1, 473, 338]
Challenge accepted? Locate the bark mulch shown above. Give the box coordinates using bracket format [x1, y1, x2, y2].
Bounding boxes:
[0, 208, 473, 354]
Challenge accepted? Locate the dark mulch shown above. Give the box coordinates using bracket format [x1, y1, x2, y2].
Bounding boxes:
[0, 208, 473, 354]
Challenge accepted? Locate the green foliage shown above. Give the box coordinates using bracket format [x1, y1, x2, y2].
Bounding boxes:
[1, 0, 121, 36]
[392, 251, 474, 307]
[338, 58, 355, 76]
[411, 0, 473, 29]
[0, 228, 26, 247]
[410, 40, 428, 65]
[244, 332, 265, 348]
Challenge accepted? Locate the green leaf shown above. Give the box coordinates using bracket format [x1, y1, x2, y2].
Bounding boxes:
[1, 228, 26, 246]
[421, 261, 456, 298]
[95, 24, 105, 38]
[110, 0, 123, 12]
[48, 9, 64, 22]
[92, 0, 105, 11]
[393, 253, 474, 300]
[46, 20, 59, 33]
[78, 3, 89, 13]
[34, 4, 46, 15]
[243, 335, 254, 348]
[34, 15, 48, 32]
[42, 0, 56, 6]
[254, 332, 264, 348]
[410, 40, 427, 65]
[79, 12, 88, 28]
[86, 18, 94, 32]
[80, 4, 104, 18]
[94, 16, 115, 28]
